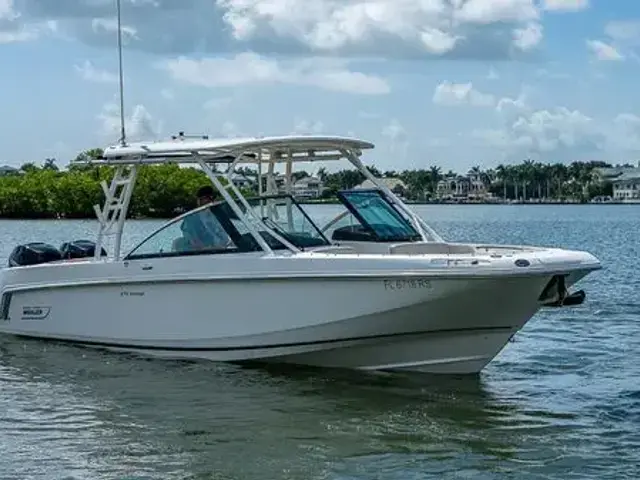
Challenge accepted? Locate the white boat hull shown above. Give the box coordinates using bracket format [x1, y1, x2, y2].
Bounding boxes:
[0, 251, 596, 374]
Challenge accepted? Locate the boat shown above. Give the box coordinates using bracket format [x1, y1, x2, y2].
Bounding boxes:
[0, 133, 602, 374]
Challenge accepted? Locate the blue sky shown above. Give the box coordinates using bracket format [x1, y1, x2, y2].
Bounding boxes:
[1, 0, 640, 173]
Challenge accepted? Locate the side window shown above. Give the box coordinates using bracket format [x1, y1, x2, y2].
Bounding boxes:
[128, 221, 187, 258]
[126, 209, 237, 259]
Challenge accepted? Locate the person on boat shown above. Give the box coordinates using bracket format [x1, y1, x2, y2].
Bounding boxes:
[173, 186, 233, 251]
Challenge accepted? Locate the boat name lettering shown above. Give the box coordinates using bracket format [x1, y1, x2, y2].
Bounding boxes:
[21, 306, 51, 320]
[120, 291, 145, 297]
[383, 279, 432, 291]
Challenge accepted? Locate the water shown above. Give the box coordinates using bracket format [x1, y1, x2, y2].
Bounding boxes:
[1, 204, 639, 479]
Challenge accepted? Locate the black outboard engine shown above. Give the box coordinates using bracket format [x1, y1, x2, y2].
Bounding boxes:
[8, 242, 63, 267]
[59, 239, 107, 259]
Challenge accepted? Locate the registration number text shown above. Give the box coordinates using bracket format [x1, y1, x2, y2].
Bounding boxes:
[383, 279, 432, 291]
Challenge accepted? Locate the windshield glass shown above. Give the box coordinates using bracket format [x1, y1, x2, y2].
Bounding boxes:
[337, 189, 421, 242]
[242, 195, 330, 249]
[125, 194, 329, 260]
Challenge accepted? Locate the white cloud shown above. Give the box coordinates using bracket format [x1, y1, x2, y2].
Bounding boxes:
[608, 113, 640, 151]
[381, 118, 409, 160]
[160, 52, 390, 95]
[474, 106, 603, 157]
[0, 0, 17, 20]
[454, 0, 539, 24]
[74, 60, 118, 83]
[509, 107, 598, 152]
[542, 0, 589, 12]
[470, 93, 640, 161]
[420, 27, 460, 55]
[98, 102, 162, 141]
[382, 118, 405, 141]
[216, 0, 551, 57]
[91, 17, 138, 42]
[433, 81, 495, 107]
[0, 1, 54, 44]
[291, 118, 324, 135]
[586, 39, 624, 61]
[496, 93, 529, 120]
[513, 22, 543, 51]
[603, 20, 640, 65]
[4, 0, 587, 59]
[0, 29, 35, 43]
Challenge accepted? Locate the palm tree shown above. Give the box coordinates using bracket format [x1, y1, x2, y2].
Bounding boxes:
[496, 164, 509, 200]
[520, 159, 537, 201]
[20, 162, 38, 173]
[550, 163, 568, 199]
[429, 166, 442, 195]
[42, 158, 58, 171]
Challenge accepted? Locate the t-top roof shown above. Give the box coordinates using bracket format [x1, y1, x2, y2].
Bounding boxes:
[93, 134, 375, 164]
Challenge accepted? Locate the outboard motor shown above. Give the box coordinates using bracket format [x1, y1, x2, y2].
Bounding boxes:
[8, 242, 63, 267]
[59, 239, 107, 259]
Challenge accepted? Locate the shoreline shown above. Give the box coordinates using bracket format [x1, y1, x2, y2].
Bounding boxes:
[0, 199, 637, 221]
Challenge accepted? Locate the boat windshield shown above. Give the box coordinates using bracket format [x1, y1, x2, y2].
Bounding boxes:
[332, 189, 422, 242]
[241, 194, 330, 250]
[125, 194, 330, 260]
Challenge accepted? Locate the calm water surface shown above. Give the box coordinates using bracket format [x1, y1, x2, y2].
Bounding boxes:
[1, 204, 639, 479]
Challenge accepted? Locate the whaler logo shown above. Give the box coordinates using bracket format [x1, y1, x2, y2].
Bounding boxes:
[21, 306, 51, 320]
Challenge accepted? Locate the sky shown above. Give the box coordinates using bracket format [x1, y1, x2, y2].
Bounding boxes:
[1, 0, 640, 173]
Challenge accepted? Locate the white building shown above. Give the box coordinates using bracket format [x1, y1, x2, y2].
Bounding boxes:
[292, 176, 325, 198]
[466, 170, 488, 199]
[436, 172, 492, 201]
[612, 171, 640, 201]
[593, 163, 640, 184]
[436, 175, 470, 199]
[229, 172, 255, 189]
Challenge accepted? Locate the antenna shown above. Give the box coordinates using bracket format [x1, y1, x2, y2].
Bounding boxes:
[116, 0, 127, 146]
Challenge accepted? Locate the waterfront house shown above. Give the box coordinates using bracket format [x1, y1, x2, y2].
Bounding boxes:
[292, 175, 325, 199]
[436, 175, 456, 199]
[229, 172, 254, 189]
[258, 172, 287, 193]
[593, 163, 640, 184]
[612, 171, 640, 201]
[436, 175, 472, 200]
[466, 169, 489, 199]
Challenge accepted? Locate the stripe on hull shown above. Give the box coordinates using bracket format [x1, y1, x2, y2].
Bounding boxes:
[5, 325, 513, 352]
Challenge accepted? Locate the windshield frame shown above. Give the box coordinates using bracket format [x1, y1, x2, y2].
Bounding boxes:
[241, 193, 332, 246]
[335, 189, 422, 242]
[124, 193, 331, 261]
